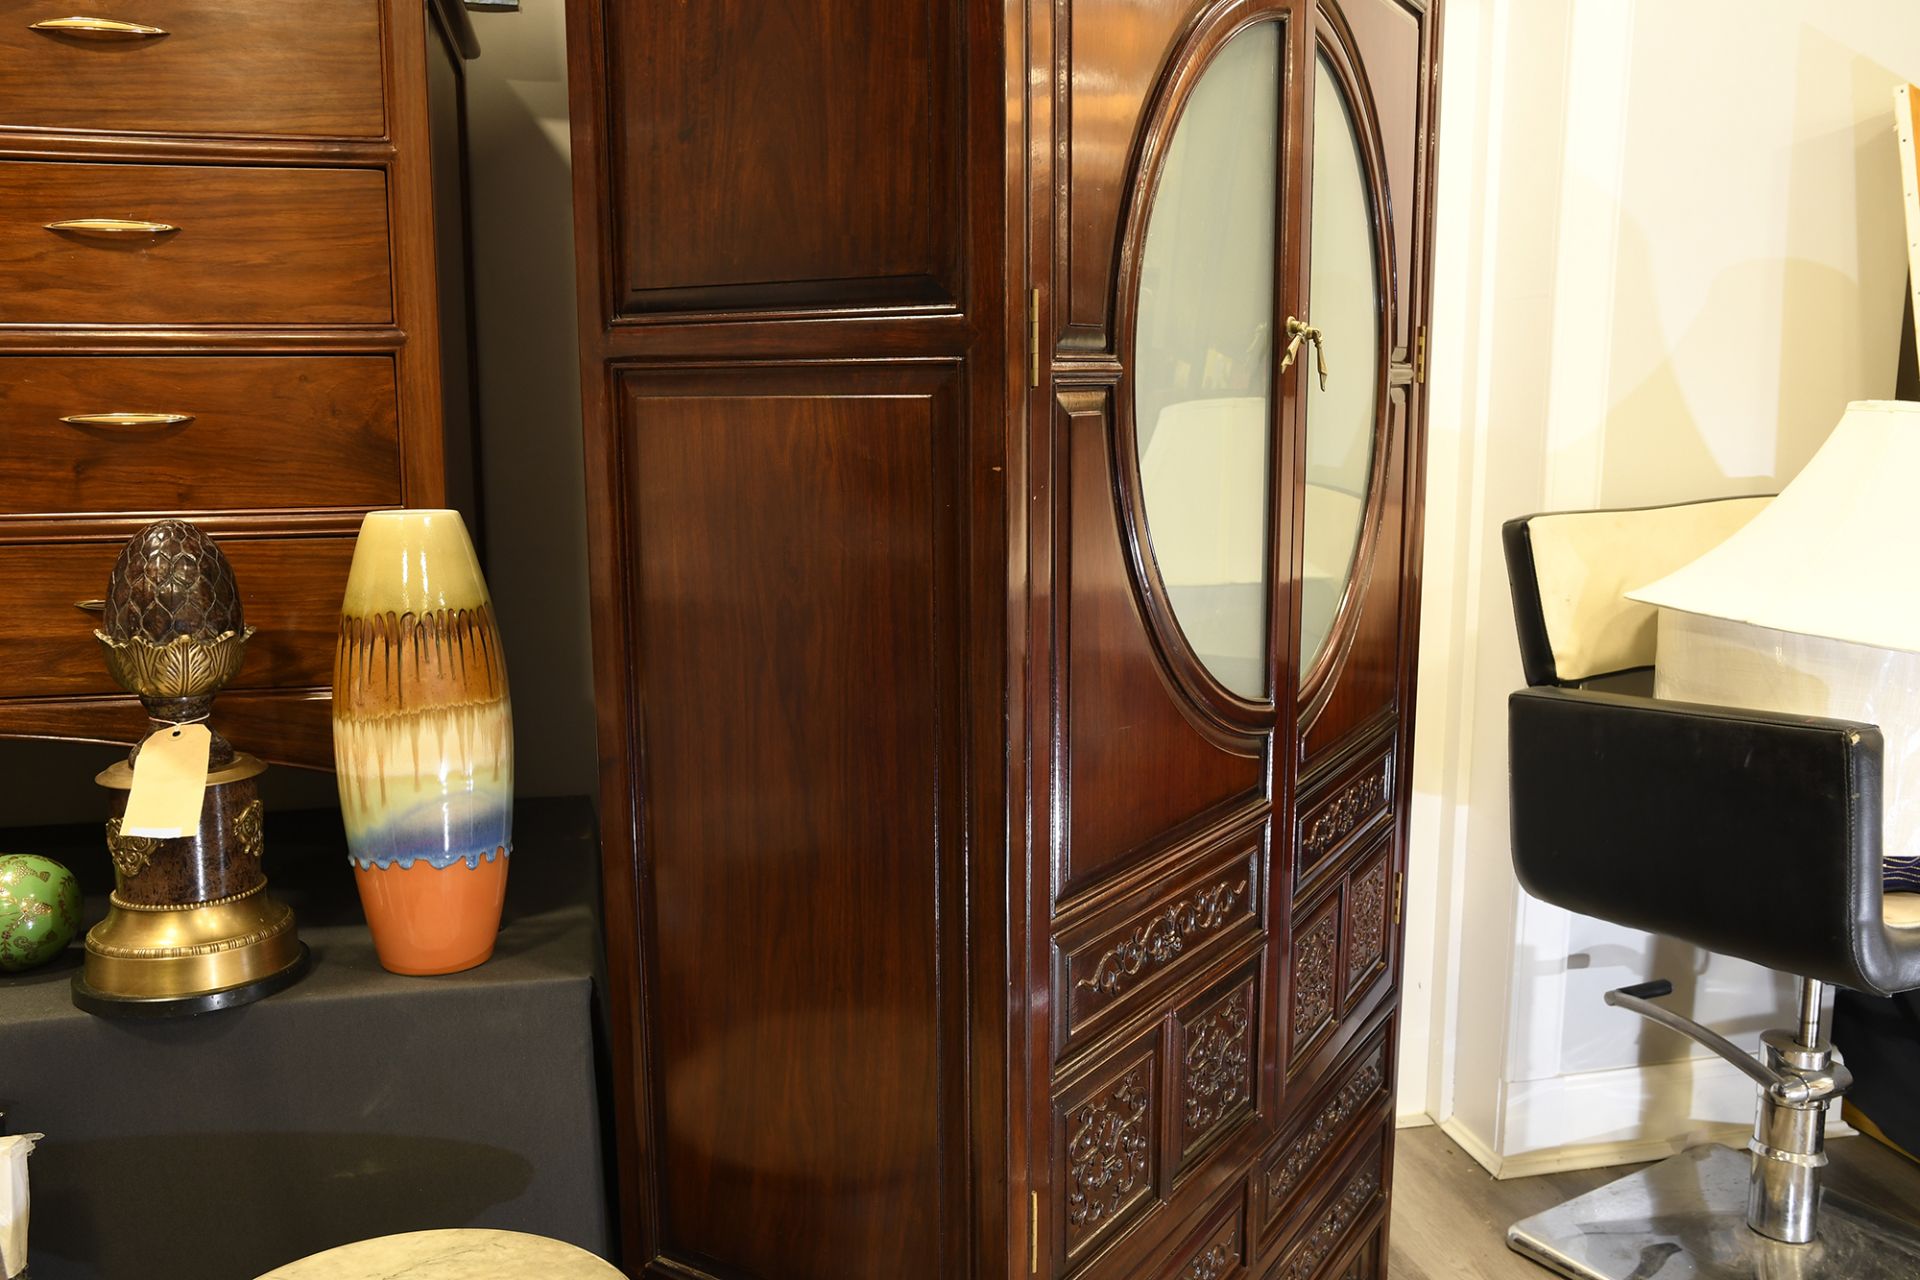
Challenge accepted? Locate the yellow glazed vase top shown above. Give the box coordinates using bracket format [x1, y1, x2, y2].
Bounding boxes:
[333, 510, 514, 874]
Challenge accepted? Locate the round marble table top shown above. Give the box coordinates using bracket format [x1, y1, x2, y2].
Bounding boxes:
[255, 1229, 623, 1279]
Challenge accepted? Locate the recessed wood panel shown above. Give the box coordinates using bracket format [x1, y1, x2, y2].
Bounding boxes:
[1055, 1028, 1163, 1270]
[0, 536, 353, 699]
[0, 356, 401, 516]
[1261, 1022, 1390, 1233]
[1343, 847, 1391, 1005]
[621, 363, 959, 1280]
[0, 0, 386, 139]
[1265, 1134, 1386, 1280]
[1287, 894, 1340, 1068]
[1055, 0, 1207, 350]
[0, 162, 393, 326]
[1155, 1177, 1248, 1280]
[1056, 838, 1262, 1058]
[1058, 385, 1264, 897]
[1331, 0, 1425, 357]
[1294, 742, 1392, 893]
[1173, 964, 1260, 1174]
[606, 0, 959, 314]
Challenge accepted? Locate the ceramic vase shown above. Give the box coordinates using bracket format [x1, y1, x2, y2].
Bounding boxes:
[333, 510, 513, 974]
[0, 855, 81, 973]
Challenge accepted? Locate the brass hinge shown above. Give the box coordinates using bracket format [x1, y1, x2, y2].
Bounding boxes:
[1414, 326, 1428, 386]
[1029, 288, 1042, 388]
[1030, 1190, 1040, 1272]
[1394, 871, 1406, 925]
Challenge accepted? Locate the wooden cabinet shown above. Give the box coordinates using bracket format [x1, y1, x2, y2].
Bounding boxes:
[564, 0, 1439, 1276]
[0, 0, 481, 769]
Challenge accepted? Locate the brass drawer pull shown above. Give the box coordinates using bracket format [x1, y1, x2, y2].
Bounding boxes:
[74, 598, 106, 613]
[60, 412, 194, 428]
[45, 218, 179, 237]
[29, 15, 168, 37]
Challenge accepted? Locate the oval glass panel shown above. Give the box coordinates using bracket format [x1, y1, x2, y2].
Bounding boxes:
[1133, 22, 1281, 701]
[1299, 52, 1383, 673]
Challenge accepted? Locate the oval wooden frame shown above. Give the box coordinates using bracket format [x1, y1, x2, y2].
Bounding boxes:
[1111, 0, 1294, 738]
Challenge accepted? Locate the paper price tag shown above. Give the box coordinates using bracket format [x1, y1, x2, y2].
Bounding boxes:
[120, 723, 212, 839]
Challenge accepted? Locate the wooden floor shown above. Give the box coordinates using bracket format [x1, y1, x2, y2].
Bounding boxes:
[1387, 1124, 1920, 1279]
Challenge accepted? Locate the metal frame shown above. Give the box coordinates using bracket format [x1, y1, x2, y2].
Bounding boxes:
[1507, 977, 1920, 1278]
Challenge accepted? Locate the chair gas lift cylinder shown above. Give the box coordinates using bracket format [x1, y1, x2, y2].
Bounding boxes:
[1499, 403, 1920, 1280]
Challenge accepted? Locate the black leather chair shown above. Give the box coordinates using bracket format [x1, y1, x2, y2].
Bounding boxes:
[1500, 499, 1920, 1280]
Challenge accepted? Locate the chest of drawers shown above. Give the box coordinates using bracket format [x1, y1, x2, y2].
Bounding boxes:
[0, 0, 480, 770]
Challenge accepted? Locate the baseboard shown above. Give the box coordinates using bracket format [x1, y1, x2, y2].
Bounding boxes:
[1495, 1122, 1752, 1179]
[1439, 1054, 1856, 1180]
[1437, 1115, 1504, 1176]
[1396, 1110, 1436, 1130]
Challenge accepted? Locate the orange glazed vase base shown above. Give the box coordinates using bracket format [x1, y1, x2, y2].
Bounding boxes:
[353, 852, 509, 976]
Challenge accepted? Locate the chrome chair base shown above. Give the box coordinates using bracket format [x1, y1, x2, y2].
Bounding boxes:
[1507, 1145, 1920, 1280]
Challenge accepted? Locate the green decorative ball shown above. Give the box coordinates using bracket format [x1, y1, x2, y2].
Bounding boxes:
[0, 854, 82, 973]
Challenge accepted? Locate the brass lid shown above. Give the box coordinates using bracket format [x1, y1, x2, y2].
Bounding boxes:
[95, 751, 267, 791]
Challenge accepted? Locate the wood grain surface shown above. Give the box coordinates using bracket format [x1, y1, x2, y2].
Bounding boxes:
[0, 355, 401, 515]
[0, 0, 386, 138]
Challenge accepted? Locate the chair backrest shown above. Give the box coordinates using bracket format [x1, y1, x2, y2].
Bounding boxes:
[1501, 496, 1771, 687]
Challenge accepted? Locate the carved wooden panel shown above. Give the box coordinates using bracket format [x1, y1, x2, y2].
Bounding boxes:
[1336, 1233, 1382, 1280]
[605, 0, 961, 314]
[1055, 1034, 1163, 1269]
[620, 362, 961, 1279]
[1266, 1138, 1385, 1280]
[1295, 742, 1392, 891]
[1055, 838, 1261, 1057]
[1331, 0, 1428, 360]
[1173, 966, 1259, 1172]
[1262, 1025, 1389, 1230]
[1057, 384, 1265, 899]
[1288, 896, 1340, 1066]
[1156, 1178, 1248, 1280]
[1343, 848, 1392, 1004]
[1301, 388, 1408, 767]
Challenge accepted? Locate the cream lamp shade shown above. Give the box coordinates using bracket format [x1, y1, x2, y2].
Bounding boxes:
[1628, 400, 1920, 875]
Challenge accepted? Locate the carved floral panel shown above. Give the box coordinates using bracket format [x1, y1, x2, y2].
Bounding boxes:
[1271, 1148, 1383, 1280]
[1176, 974, 1256, 1166]
[1264, 1032, 1388, 1222]
[1290, 901, 1340, 1059]
[1059, 1048, 1160, 1260]
[1345, 852, 1390, 1002]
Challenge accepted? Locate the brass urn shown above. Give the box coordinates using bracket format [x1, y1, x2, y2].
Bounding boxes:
[74, 520, 309, 1016]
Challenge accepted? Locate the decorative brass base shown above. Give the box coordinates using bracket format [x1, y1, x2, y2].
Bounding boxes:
[75, 879, 307, 1017]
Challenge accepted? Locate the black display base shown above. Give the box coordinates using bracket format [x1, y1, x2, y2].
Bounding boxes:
[0, 797, 612, 1280]
[69, 943, 311, 1019]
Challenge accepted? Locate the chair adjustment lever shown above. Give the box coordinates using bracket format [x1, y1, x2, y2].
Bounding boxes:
[1604, 981, 1820, 1106]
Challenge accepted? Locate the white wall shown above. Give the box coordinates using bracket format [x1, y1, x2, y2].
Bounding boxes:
[1401, 0, 1920, 1173]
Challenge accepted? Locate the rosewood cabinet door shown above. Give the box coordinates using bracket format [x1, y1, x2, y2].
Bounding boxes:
[1037, 6, 1290, 1278]
[1033, 0, 1434, 1276]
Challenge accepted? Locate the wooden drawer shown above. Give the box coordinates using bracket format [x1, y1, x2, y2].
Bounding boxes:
[0, 535, 353, 698]
[0, 355, 401, 516]
[0, 161, 392, 326]
[0, 0, 384, 138]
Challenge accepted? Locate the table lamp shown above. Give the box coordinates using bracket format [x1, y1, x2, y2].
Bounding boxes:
[1629, 399, 1920, 892]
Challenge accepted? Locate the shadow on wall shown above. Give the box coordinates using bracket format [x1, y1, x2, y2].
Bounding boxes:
[465, 4, 596, 802]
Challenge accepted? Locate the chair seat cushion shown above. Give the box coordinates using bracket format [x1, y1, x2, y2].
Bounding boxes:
[1887, 894, 1920, 930]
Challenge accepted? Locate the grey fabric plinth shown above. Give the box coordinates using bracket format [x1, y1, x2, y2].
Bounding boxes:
[0, 796, 612, 1280]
